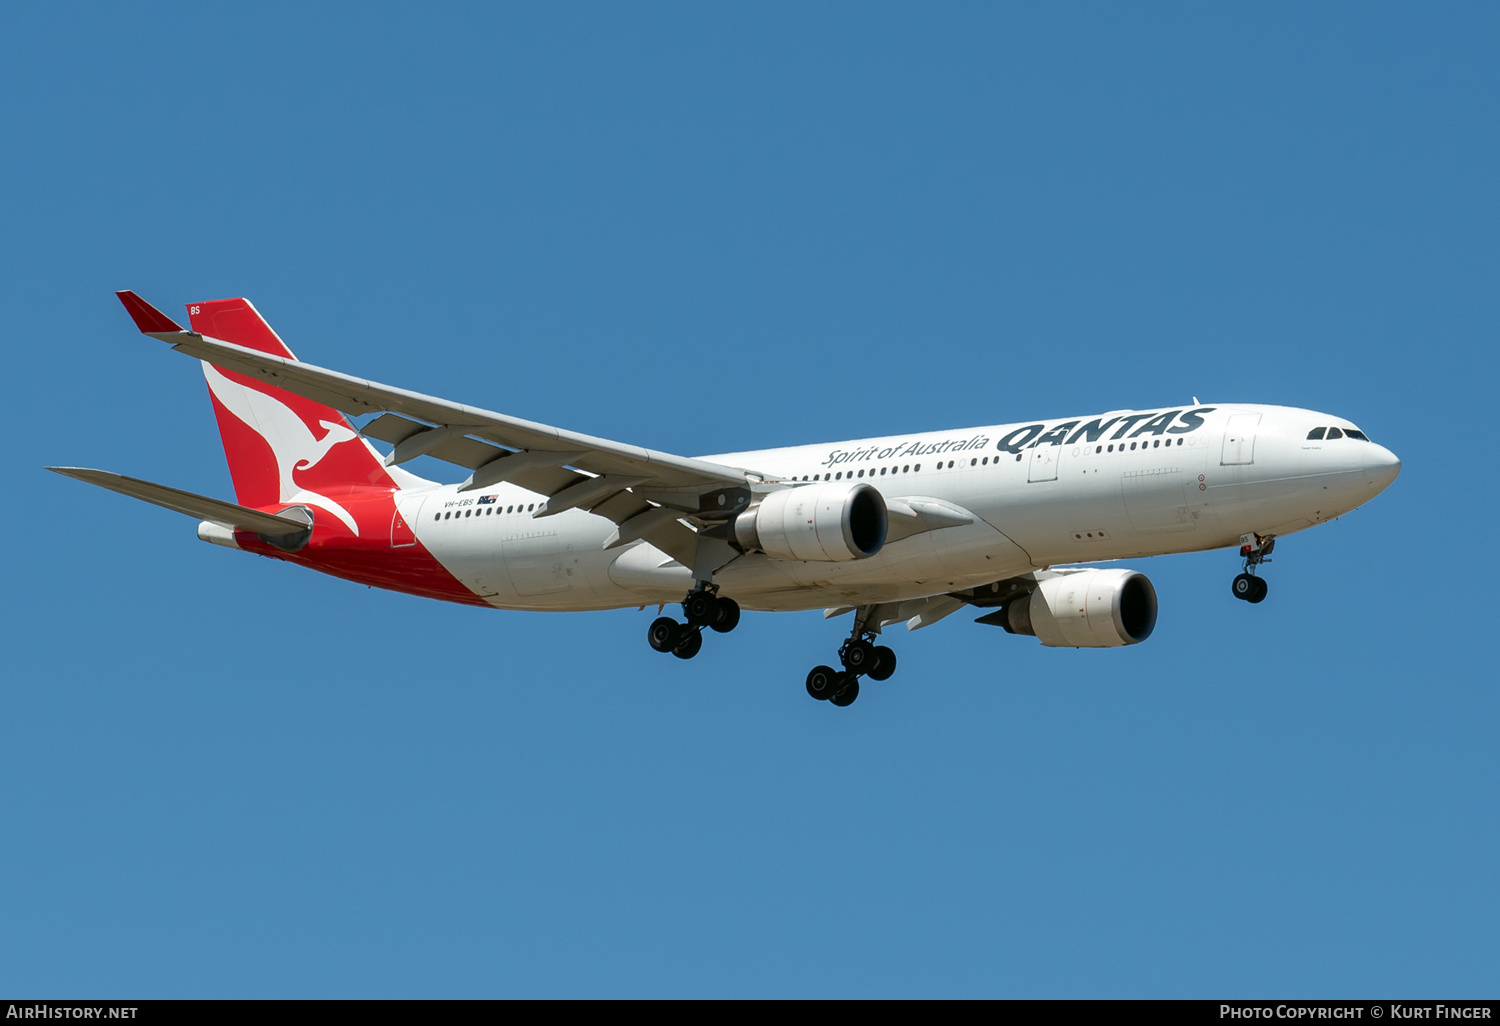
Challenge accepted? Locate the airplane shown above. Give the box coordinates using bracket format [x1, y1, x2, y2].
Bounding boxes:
[49, 291, 1402, 708]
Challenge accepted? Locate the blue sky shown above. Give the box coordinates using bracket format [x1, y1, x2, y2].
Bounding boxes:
[2, 2, 1496, 997]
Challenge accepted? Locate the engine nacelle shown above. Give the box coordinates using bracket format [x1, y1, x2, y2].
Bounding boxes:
[732, 482, 888, 562]
[1003, 569, 1157, 647]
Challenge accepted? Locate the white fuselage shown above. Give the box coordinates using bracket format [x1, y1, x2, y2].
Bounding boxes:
[405, 404, 1400, 612]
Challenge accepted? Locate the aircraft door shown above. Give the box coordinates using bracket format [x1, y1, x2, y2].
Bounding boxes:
[1122, 468, 1196, 533]
[1221, 414, 1261, 466]
[504, 527, 576, 597]
[391, 494, 425, 547]
[1027, 445, 1060, 482]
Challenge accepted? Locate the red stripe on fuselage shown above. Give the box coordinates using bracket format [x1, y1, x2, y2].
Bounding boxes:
[234, 492, 488, 607]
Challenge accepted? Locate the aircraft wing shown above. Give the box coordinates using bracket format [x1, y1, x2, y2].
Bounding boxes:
[116, 293, 761, 552]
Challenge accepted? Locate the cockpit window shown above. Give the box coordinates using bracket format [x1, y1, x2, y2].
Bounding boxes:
[1307, 427, 1326, 440]
[1326, 427, 1343, 439]
[1345, 429, 1369, 441]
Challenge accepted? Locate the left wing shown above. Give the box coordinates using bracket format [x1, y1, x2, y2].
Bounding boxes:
[117, 292, 768, 565]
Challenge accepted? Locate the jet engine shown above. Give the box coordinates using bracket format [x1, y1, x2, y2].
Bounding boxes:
[1001, 569, 1157, 647]
[731, 482, 888, 562]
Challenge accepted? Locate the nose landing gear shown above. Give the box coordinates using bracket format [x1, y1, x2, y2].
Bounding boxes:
[1231, 573, 1268, 603]
[1232, 533, 1274, 604]
[646, 587, 741, 660]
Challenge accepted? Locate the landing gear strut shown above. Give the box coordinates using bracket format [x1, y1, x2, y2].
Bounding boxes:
[806, 608, 898, 707]
[1231, 533, 1273, 604]
[646, 586, 740, 660]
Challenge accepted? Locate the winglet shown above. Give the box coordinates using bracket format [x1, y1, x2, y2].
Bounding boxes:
[115, 290, 184, 333]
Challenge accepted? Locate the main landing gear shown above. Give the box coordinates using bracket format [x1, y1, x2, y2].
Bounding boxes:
[647, 593, 902, 709]
[1231, 533, 1274, 604]
[805, 623, 897, 709]
[646, 587, 740, 659]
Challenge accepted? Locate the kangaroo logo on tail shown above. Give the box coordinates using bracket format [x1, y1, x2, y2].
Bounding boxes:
[203, 363, 364, 535]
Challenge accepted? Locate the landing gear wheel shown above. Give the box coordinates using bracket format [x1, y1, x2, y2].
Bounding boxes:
[709, 596, 740, 634]
[672, 628, 703, 660]
[841, 639, 876, 674]
[648, 616, 683, 652]
[867, 646, 897, 681]
[829, 676, 860, 707]
[683, 592, 719, 628]
[1232, 573, 1256, 602]
[806, 665, 838, 701]
[1247, 576, 1268, 604]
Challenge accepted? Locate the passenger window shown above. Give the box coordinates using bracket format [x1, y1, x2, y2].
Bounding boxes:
[1307, 427, 1326, 440]
[1327, 428, 1343, 439]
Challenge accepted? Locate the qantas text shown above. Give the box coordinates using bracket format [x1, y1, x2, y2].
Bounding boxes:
[820, 407, 1216, 468]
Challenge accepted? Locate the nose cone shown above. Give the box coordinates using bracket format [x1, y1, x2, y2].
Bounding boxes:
[1365, 444, 1401, 496]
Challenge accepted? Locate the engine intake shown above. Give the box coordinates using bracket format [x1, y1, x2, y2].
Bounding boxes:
[732, 482, 888, 562]
[1003, 569, 1157, 647]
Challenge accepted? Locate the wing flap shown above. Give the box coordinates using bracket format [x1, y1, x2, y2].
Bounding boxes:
[424, 434, 512, 471]
[589, 491, 652, 524]
[360, 412, 429, 446]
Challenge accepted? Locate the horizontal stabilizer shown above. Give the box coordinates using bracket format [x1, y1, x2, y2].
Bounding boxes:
[45, 467, 310, 535]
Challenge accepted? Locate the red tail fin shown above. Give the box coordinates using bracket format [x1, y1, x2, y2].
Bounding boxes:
[186, 299, 397, 520]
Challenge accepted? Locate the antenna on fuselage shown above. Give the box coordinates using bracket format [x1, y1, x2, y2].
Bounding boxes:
[1193, 396, 1200, 405]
